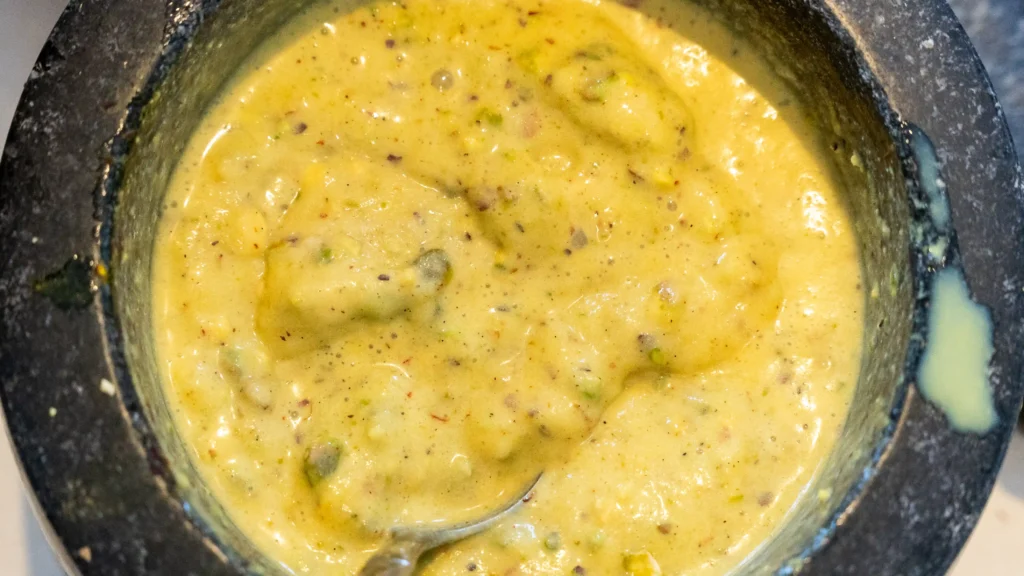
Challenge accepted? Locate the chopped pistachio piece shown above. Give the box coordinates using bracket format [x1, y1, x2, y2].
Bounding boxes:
[304, 440, 342, 485]
[623, 551, 662, 576]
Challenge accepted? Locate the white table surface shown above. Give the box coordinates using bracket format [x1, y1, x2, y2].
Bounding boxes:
[1, 0, 1021, 573]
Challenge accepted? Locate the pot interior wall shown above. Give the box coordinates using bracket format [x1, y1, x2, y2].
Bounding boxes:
[113, 1, 321, 572]
[683, 0, 913, 570]
[112, 0, 911, 572]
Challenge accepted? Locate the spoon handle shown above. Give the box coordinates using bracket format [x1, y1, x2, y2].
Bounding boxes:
[359, 537, 429, 576]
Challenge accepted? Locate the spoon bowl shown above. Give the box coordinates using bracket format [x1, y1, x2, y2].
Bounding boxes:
[359, 473, 543, 576]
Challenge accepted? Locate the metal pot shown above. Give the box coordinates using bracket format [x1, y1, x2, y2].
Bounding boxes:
[1, 0, 1021, 574]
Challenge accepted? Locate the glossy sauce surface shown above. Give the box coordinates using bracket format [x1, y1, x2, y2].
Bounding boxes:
[153, 0, 863, 573]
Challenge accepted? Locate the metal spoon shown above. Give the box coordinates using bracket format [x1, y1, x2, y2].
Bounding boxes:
[358, 473, 543, 576]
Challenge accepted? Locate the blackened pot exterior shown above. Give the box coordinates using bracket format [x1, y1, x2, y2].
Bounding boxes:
[0, 0, 1021, 575]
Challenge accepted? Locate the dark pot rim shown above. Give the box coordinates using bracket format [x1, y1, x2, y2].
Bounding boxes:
[1, 0, 1022, 575]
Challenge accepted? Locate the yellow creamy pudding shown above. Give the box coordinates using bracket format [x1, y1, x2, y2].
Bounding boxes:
[152, 0, 863, 573]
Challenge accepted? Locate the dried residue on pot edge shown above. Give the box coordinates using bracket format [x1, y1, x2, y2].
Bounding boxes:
[911, 129, 997, 434]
